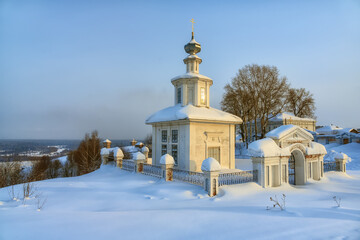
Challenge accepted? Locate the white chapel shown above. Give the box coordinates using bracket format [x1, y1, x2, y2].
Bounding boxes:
[146, 27, 242, 172]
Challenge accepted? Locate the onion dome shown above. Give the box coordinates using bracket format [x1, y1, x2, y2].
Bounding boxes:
[184, 32, 201, 55]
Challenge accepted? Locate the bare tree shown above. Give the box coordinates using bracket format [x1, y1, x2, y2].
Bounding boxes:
[285, 88, 316, 119]
[221, 64, 289, 144]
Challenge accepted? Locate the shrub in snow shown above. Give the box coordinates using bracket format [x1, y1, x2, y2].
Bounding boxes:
[333, 196, 341, 207]
[160, 154, 175, 165]
[7, 185, 20, 201]
[267, 194, 286, 211]
[201, 157, 221, 172]
[22, 182, 37, 204]
[35, 193, 47, 211]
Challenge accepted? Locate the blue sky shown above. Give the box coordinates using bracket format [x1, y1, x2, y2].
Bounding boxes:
[0, 0, 359, 139]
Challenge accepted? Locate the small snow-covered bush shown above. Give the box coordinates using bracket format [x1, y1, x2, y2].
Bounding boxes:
[333, 196, 341, 207]
[7, 185, 20, 201]
[267, 194, 286, 211]
[35, 193, 47, 211]
[22, 182, 37, 203]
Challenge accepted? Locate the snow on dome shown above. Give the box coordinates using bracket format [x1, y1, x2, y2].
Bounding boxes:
[132, 152, 145, 160]
[141, 146, 149, 152]
[146, 104, 242, 124]
[334, 152, 348, 160]
[160, 154, 175, 165]
[100, 148, 110, 155]
[266, 124, 313, 140]
[189, 38, 199, 44]
[306, 142, 327, 155]
[113, 147, 124, 158]
[248, 138, 283, 157]
[103, 139, 111, 143]
[201, 157, 221, 172]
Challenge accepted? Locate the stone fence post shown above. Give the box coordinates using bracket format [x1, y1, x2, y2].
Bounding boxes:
[203, 170, 220, 197]
[133, 152, 146, 173]
[335, 152, 348, 173]
[141, 146, 149, 163]
[160, 154, 175, 181]
[201, 157, 221, 197]
[113, 147, 124, 168]
[100, 148, 110, 165]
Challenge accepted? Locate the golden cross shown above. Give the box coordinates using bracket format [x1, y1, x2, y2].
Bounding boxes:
[190, 18, 195, 32]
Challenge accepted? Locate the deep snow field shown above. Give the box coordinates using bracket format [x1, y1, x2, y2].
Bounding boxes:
[1, 143, 360, 240]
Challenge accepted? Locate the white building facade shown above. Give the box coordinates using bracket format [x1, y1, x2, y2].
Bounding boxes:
[146, 31, 242, 172]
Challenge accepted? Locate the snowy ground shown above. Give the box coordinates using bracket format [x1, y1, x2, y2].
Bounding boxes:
[1, 142, 359, 239]
[0, 165, 359, 240]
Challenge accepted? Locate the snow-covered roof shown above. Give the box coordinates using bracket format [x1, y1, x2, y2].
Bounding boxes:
[160, 154, 175, 165]
[201, 157, 221, 172]
[171, 72, 212, 82]
[306, 142, 327, 155]
[266, 125, 313, 140]
[248, 138, 290, 157]
[270, 112, 315, 122]
[316, 124, 343, 135]
[249, 137, 326, 158]
[146, 104, 242, 124]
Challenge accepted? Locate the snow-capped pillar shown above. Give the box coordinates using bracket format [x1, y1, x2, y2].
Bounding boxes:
[160, 154, 174, 181]
[133, 152, 146, 173]
[103, 139, 111, 149]
[100, 148, 110, 165]
[203, 171, 220, 197]
[201, 158, 221, 197]
[113, 147, 124, 169]
[141, 146, 149, 163]
[335, 153, 348, 173]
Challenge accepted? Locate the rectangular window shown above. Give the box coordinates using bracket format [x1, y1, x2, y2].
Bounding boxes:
[200, 87, 205, 104]
[172, 144, 178, 165]
[172, 130, 178, 143]
[161, 144, 167, 156]
[161, 130, 167, 143]
[208, 147, 220, 163]
[177, 87, 181, 104]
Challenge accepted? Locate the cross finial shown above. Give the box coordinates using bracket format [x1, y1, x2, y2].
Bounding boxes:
[190, 18, 195, 32]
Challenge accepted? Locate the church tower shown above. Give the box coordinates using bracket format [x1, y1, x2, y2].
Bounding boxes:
[171, 23, 213, 107]
[146, 21, 242, 172]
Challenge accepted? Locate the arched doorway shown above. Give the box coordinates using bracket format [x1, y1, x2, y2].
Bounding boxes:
[288, 150, 306, 185]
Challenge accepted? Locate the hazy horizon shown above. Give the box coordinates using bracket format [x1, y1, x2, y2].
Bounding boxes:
[1, 0, 359, 140]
